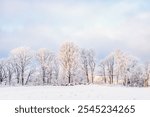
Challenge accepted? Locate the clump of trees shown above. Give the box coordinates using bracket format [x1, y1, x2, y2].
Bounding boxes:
[99, 50, 150, 87]
[0, 42, 149, 87]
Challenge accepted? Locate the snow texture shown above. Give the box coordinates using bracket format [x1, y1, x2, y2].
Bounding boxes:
[0, 85, 149, 100]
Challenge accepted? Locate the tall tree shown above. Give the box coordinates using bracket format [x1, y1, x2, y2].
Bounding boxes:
[80, 49, 90, 83]
[106, 53, 115, 84]
[88, 49, 96, 83]
[143, 62, 150, 87]
[36, 48, 54, 85]
[5, 58, 14, 85]
[59, 42, 79, 84]
[10, 47, 33, 85]
[0, 59, 7, 84]
[53, 57, 60, 85]
[99, 59, 107, 83]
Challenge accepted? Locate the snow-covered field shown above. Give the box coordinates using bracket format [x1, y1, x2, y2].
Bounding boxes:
[0, 85, 150, 100]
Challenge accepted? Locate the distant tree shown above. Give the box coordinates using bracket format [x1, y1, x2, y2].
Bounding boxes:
[143, 62, 150, 87]
[105, 53, 115, 84]
[88, 49, 96, 83]
[128, 64, 144, 87]
[46, 53, 55, 85]
[5, 58, 15, 85]
[36, 48, 54, 85]
[59, 42, 79, 85]
[99, 50, 140, 86]
[24, 67, 35, 85]
[113, 50, 124, 84]
[0, 59, 7, 84]
[13, 61, 21, 84]
[123, 56, 139, 86]
[80, 49, 90, 83]
[10, 47, 33, 85]
[99, 59, 107, 83]
[52, 57, 60, 85]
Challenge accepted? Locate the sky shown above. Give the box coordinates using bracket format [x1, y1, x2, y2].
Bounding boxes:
[0, 0, 150, 61]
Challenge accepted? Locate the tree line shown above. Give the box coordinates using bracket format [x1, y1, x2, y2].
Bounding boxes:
[0, 42, 149, 87]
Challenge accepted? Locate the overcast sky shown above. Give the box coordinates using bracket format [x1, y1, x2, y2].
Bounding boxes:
[0, 0, 150, 61]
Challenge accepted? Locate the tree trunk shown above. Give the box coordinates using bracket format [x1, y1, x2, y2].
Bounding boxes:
[42, 68, 46, 85]
[8, 69, 12, 85]
[86, 71, 89, 83]
[91, 72, 94, 84]
[21, 69, 24, 85]
[25, 72, 31, 85]
[68, 74, 71, 84]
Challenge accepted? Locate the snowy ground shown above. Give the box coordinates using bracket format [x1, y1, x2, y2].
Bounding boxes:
[0, 85, 150, 100]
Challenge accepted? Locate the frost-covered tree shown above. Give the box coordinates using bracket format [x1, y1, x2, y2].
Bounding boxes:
[88, 49, 96, 83]
[105, 53, 115, 84]
[5, 58, 15, 85]
[59, 42, 79, 85]
[99, 50, 126, 84]
[13, 60, 21, 84]
[143, 62, 150, 87]
[123, 56, 139, 86]
[113, 50, 124, 84]
[52, 57, 60, 85]
[80, 49, 90, 83]
[24, 67, 35, 85]
[0, 59, 7, 84]
[10, 47, 33, 85]
[46, 54, 55, 85]
[36, 48, 55, 85]
[80, 49, 96, 84]
[113, 50, 134, 85]
[99, 59, 107, 83]
[99, 50, 141, 86]
[127, 64, 144, 87]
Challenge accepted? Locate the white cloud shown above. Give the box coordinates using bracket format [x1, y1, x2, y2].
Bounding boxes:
[0, 0, 150, 60]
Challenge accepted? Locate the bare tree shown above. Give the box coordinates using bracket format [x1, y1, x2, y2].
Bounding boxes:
[143, 62, 150, 87]
[88, 49, 96, 83]
[102, 50, 131, 85]
[114, 50, 123, 84]
[120, 55, 139, 86]
[25, 67, 35, 85]
[52, 57, 60, 85]
[99, 59, 107, 83]
[36, 48, 54, 85]
[105, 53, 115, 84]
[46, 54, 55, 85]
[10, 47, 33, 85]
[59, 42, 79, 85]
[13, 62, 21, 84]
[128, 64, 144, 87]
[0, 59, 7, 84]
[5, 58, 15, 85]
[80, 49, 90, 83]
